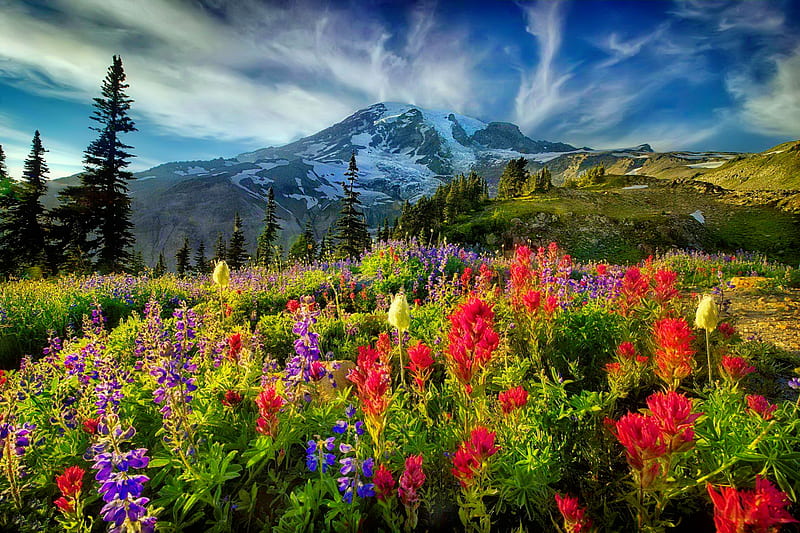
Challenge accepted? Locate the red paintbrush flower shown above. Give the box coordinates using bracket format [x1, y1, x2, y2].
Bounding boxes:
[407, 342, 434, 392]
[348, 345, 391, 418]
[227, 333, 242, 361]
[653, 269, 679, 304]
[555, 493, 593, 533]
[609, 413, 666, 472]
[446, 298, 499, 394]
[373, 464, 395, 501]
[451, 427, 500, 487]
[255, 386, 285, 436]
[707, 476, 798, 533]
[746, 395, 777, 420]
[618, 267, 650, 315]
[82, 417, 99, 435]
[54, 466, 85, 513]
[285, 299, 300, 313]
[646, 391, 701, 453]
[498, 386, 528, 415]
[398, 454, 426, 506]
[221, 389, 243, 407]
[653, 317, 696, 388]
[721, 355, 755, 382]
[717, 322, 736, 339]
[543, 295, 559, 315]
[522, 290, 541, 314]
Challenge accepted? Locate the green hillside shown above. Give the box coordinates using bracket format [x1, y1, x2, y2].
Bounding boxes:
[703, 140, 800, 190]
[442, 178, 800, 264]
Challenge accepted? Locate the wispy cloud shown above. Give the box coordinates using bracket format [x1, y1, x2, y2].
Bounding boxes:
[0, 0, 484, 148]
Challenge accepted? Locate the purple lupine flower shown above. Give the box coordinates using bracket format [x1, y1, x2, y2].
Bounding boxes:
[90, 417, 157, 532]
[789, 377, 800, 390]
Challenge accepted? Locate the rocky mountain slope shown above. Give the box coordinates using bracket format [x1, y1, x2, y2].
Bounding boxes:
[47, 102, 579, 266]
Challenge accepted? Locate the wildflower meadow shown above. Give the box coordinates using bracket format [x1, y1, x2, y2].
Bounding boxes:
[0, 240, 798, 532]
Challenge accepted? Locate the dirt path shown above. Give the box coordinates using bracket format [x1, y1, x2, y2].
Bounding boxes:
[725, 287, 800, 354]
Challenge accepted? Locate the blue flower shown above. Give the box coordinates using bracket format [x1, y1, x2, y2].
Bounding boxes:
[332, 420, 348, 434]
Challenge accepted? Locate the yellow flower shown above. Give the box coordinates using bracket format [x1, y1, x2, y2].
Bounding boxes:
[212, 261, 230, 288]
[695, 294, 719, 332]
[388, 293, 411, 332]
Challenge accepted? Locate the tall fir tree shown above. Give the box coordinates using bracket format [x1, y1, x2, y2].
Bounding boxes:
[193, 240, 207, 273]
[0, 131, 50, 274]
[53, 55, 137, 273]
[256, 187, 281, 267]
[213, 233, 227, 264]
[0, 145, 6, 179]
[334, 153, 370, 258]
[227, 213, 248, 269]
[497, 157, 529, 198]
[175, 237, 191, 276]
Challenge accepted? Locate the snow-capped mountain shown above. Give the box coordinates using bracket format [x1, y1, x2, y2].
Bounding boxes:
[49, 102, 579, 265]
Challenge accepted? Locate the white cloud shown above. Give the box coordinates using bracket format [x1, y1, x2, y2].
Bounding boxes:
[726, 48, 800, 138]
[0, 0, 484, 149]
[514, 0, 574, 131]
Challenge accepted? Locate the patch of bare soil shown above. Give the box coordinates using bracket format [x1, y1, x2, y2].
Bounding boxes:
[725, 287, 800, 354]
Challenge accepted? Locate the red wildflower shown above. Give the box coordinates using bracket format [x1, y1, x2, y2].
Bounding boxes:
[718, 322, 736, 339]
[309, 360, 327, 381]
[605, 362, 623, 376]
[398, 455, 426, 506]
[446, 298, 500, 394]
[721, 356, 755, 382]
[376, 332, 392, 360]
[498, 385, 528, 415]
[609, 413, 666, 473]
[555, 493, 594, 533]
[221, 389, 243, 407]
[522, 290, 541, 314]
[54, 497, 74, 513]
[414, 298, 421, 306]
[285, 299, 300, 313]
[746, 395, 776, 420]
[707, 476, 798, 533]
[646, 391, 701, 452]
[617, 342, 637, 360]
[543, 295, 559, 315]
[82, 418, 99, 435]
[451, 427, 500, 487]
[348, 345, 392, 418]
[407, 342, 434, 392]
[510, 246, 535, 300]
[56, 466, 84, 498]
[373, 464, 395, 501]
[618, 267, 650, 315]
[596, 263, 608, 276]
[227, 333, 242, 361]
[255, 386, 285, 436]
[460, 267, 473, 292]
[653, 270, 679, 304]
[0, 370, 6, 387]
[653, 317, 696, 388]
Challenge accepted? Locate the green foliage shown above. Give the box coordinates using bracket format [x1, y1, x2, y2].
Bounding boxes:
[335, 154, 371, 258]
[227, 213, 249, 270]
[497, 157, 530, 199]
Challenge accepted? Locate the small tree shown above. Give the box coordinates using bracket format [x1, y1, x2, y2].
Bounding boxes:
[0, 131, 50, 275]
[531, 167, 552, 193]
[153, 252, 167, 277]
[289, 221, 316, 264]
[175, 237, 191, 276]
[335, 153, 371, 258]
[256, 187, 281, 267]
[193, 240, 207, 273]
[497, 157, 529, 198]
[213, 233, 227, 264]
[227, 212, 248, 269]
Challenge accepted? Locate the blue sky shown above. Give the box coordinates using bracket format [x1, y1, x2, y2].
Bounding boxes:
[1, 0, 799, 178]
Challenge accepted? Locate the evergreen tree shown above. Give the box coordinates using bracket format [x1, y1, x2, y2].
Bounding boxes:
[531, 167, 552, 193]
[335, 154, 371, 258]
[0, 145, 6, 179]
[175, 237, 191, 276]
[256, 187, 281, 267]
[130, 250, 145, 274]
[53, 56, 137, 273]
[0, 131, 50, 274]
[227, 212, 248, 269]
[193, 240, 207, 273]
[318, 230, 336, 260]
[213, 233, 227, 264]
[289, 221, 316, 263]
[497, 157, 530, 198]
[153, 252, 167, 276]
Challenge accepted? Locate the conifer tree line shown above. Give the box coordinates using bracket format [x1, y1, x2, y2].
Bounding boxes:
[394, 171, 489, 240]
[496, 157, 552, 198]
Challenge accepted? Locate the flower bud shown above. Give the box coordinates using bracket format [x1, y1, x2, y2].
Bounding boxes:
[212, 261, 230, 288]
[695, 294, 719, 332]
[388, 293, 411, 332]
